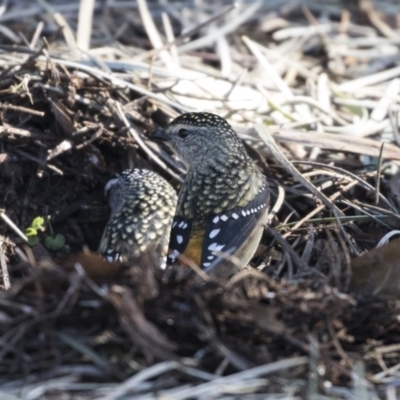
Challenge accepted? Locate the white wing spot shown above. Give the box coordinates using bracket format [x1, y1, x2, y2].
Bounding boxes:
[177, 235, 183, 244]
[213, 216, 219, 224]
[203, 262, 211, 267]
[169, 249, 179, 262]
[208, 243, 225, 252]
[207, 255, 215, 260]
[209, 229, 220, 238]
[178, 221, 184, 228]
[241, 210, 247, 217]
[232, 213, 239, 219]
[172, 221, 177, 228]
[220, 215, 228, 221]
[182, 223, 188, 229]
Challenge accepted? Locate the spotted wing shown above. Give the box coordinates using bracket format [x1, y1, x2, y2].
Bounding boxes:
[199, 184, 269, 269]
[98, 196, 144, 262]
[167, 216, 193, 264]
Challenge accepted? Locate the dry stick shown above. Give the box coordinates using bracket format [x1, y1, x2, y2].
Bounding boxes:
[176, 253, 210, 282]
[389, 104, 400, 147]
[0, 237, 10, 290]
[161, 12, 179, 66]
[29, 21, 44, 49]
[136, 3, 237, 61]
[255, 123, 343, 217]
[243, 36, 314, 125]
[111, 101, 183, 183]
[361, 0, 400, 40]
[268, 183, 285, 224]
[281, 180, 358, 237]
[281, 96, 348, 126]
[332, 221, 354, 290]
[137, 0, 173, 68]
[338, 65, 400, 93]
[100, 360, 217, 400]
[76, 0, 95, 52]
[301, 224, 315, 265]
[53, 12, 79, 59]
[0, 212, 28, 243]
[292, 161, 398, 213]
[258, 45, 319, 82]
[334, 205, 361, 256]
[0, 126, 32, 137]
[163, 356, 308, 400]
[375, 143, 385, 205]
[271, 128, 400, 158]
[370, 78, 399, 122]
[178, 3, 264, 54]
[267, 227, 309, 272]
[36, 56, 193, 113]
[339, 199, 393, 230]
[0, 103, 44, 116]
[226, 268, 280, 291]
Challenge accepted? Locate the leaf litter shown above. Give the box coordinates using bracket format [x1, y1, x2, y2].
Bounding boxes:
[1, 1, 400, 398]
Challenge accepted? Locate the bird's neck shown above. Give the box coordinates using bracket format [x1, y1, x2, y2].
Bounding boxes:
[191, 146, 253, 175]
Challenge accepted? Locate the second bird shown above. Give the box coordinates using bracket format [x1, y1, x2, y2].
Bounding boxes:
[152, 112, 270, 275]
[99, 169, 177, 268]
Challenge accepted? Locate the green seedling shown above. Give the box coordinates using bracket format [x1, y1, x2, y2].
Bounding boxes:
[25, 216, 45, 246]
[44, 233, 65, 251]
[45, 216, 65, 251]
[25, 216, 65, 251]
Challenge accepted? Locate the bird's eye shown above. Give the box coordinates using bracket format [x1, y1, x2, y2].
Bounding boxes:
[178, 128, 190, 139]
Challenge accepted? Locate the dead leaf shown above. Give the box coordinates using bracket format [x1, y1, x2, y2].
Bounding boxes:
[351, 238, 400, 296]
[59, 251, 121, 279]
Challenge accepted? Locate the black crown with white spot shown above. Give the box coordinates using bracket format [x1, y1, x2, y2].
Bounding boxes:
[170, 112, 234, 133]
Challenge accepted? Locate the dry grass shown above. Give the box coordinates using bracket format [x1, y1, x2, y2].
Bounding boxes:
[1, 0, 400, 399]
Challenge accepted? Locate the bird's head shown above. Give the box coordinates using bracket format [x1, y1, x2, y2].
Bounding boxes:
[152, 112, 244, 168]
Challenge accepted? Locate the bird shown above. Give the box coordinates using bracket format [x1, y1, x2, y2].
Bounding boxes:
[98, 168, 177, 268]
[151, 112, 269, 276]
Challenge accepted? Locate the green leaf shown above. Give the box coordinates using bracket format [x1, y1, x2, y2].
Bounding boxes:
[31, 216, 45, 231]
[27, 236, 39, 246]
[25, 227, 37, 237]
[44, 234, 65, 251]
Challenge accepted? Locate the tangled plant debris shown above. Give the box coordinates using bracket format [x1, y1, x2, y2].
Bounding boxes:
[1, 1, 400, 398]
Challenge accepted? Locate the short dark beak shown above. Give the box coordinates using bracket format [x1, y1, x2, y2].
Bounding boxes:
[151, 128, 171, 141]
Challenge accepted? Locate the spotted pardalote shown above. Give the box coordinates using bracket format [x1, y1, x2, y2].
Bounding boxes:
[99, 169, 177, 267]
[151, 112, 269, 276]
